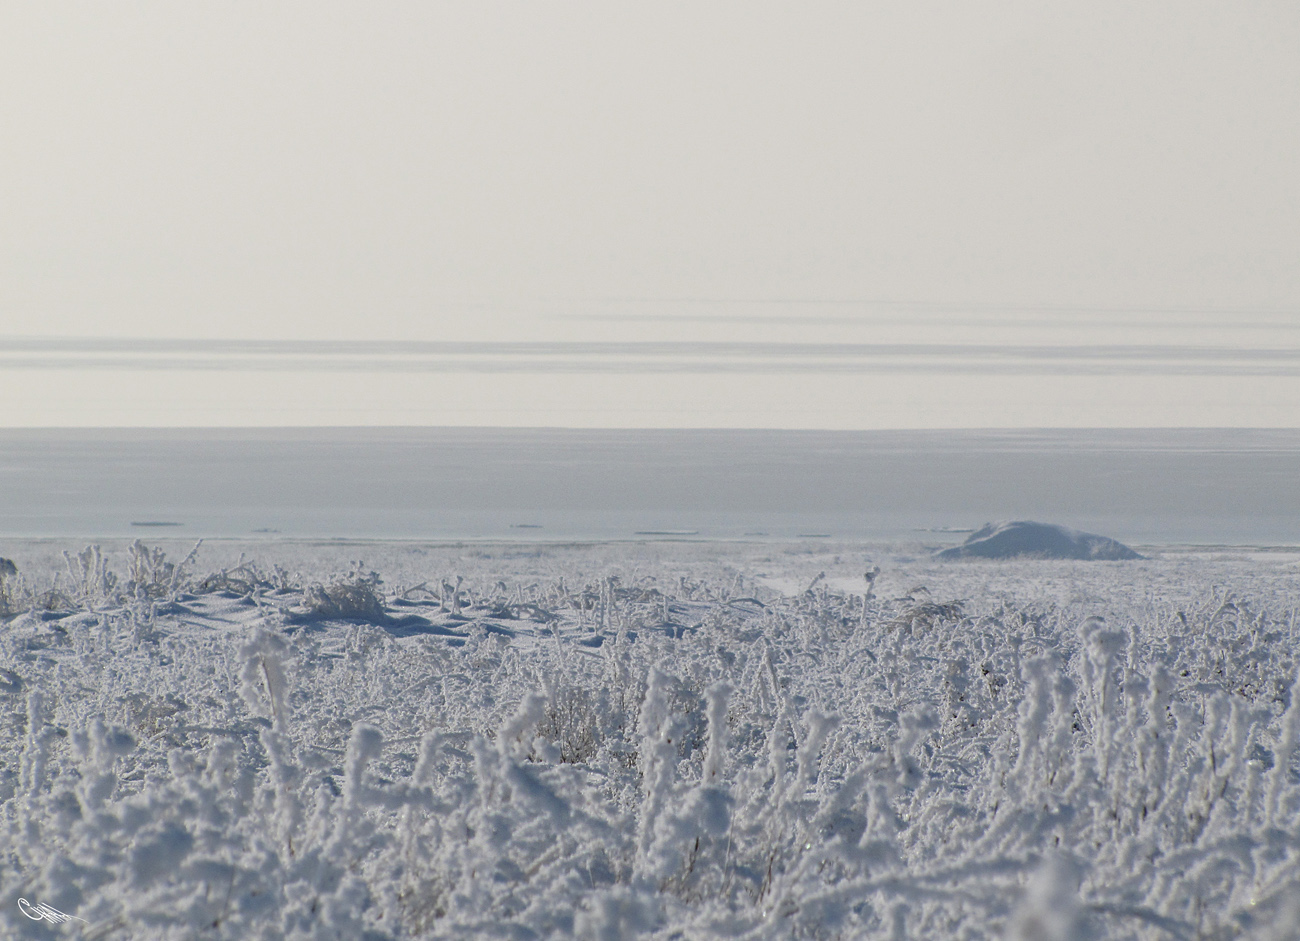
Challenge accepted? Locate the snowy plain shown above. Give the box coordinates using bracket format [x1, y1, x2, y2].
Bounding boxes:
[2, 535, 1299, 940]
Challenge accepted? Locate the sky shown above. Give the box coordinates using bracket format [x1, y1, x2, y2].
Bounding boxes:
[2, 2, 1298, 427]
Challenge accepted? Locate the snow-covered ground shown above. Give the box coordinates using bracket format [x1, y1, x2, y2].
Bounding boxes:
[2, 538, 1299, 939]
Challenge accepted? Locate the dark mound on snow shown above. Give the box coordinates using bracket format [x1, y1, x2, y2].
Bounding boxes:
[935, 521, 1143, 561]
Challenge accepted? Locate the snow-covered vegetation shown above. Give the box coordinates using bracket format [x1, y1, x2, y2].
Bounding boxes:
[1, 539, 1299, 939]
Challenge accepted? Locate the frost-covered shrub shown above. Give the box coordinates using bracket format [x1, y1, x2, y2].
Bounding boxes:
[296, 565, 388, 624]
[0, 557, 21, 617]
[62, 544, 118, 608]
[536, 685, 605, 764]
[8, 542, 204, 614]
[196, 557, 296, 595]
[124, 539, 201, 601]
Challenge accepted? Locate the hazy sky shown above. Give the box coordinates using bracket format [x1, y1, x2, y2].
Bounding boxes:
[2, 2, 1298, 427]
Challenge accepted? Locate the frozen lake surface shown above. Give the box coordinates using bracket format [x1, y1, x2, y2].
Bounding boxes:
[2, 427, 1299, 546]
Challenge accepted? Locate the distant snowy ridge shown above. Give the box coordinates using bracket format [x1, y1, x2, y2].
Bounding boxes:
[935, 520, 1143, 560]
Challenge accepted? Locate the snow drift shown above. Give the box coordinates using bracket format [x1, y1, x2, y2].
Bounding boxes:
[935, 520, 1142, 561]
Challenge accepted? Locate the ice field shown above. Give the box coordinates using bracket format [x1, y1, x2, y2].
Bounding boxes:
[2, 536, 1299, 939]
